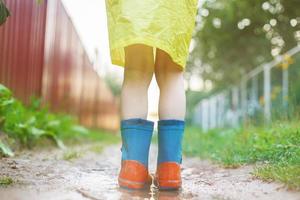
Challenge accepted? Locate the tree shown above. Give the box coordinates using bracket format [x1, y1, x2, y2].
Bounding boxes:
[0, 0, 45, 26]
[0, 0, 10, 26]
[188, 0, 300, 89]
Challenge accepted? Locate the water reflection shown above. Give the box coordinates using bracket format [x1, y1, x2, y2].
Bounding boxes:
[118, 176, 182, 200]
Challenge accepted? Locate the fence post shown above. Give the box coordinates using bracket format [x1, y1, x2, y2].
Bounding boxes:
[241, 78, 247, 124]
[209, 97, 216, 129]
[251, 76, 258, 103]
[282, 68, 289, 110]
[215, 96, 219, 128]
[264, 65, 271, 124]
[202, 100, 209, 132]
[217, 93, 225, 128]
[248, 76, 259, 120]
[232, 87, 239, 127]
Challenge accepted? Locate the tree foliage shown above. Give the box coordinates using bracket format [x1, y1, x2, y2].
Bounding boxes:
[188, 0, 300, 88]
[0, 0, 10, 26]
[0, 0, 45, 26]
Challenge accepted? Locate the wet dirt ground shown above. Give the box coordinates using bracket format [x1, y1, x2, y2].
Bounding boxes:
[0, 144, 299, 200]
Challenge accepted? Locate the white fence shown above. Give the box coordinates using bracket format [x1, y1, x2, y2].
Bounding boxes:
[193, 45, 300, 131]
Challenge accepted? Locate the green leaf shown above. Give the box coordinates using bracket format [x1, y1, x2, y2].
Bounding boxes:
[0, 0, 10, 26]
[53, 136, 66, 150]
[0, 140, 14, 157]
[29, 127, 66, 149]
[71, 125, 89, 135]
[0, 84, 11, 98]
[0, 99, 15, 107]
[30, 127, 46, 137]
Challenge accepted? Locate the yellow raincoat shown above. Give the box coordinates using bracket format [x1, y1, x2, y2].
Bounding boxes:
[105, 0, 198, 70]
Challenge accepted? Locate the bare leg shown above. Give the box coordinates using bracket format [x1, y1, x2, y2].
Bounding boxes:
[121, 44, 154, 120]
[118, 45, 155, 190]
[154, 49, 186, 120]
[154, 48, 186, 190]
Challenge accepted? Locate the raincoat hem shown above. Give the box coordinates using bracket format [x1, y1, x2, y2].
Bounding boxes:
[110, 37, 187, 70]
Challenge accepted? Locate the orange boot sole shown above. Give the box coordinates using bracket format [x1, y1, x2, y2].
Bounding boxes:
[156, 162, 182, 190]
[118, 160, 151, 190]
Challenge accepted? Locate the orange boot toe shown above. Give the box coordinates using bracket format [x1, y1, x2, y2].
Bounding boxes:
[118, 160, 151, 190]
[156, 162, 181, 190]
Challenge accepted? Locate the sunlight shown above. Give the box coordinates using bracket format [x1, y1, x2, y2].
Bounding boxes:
[62, 0, 161, 119]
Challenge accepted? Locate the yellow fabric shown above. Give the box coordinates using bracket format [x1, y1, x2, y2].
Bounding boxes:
[105, 0, 198, 70]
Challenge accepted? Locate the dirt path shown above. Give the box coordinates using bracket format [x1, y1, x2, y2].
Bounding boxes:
[0, 144, 299, 200]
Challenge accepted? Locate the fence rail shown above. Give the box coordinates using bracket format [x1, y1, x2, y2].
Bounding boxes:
[193, 45, 300, 131]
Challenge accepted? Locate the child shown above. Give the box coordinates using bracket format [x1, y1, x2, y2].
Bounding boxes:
[105, 0, 198, 190]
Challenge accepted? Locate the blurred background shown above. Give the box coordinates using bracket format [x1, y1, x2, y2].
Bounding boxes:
[0, 0, 300, 131]
[0, 0, 121, 132]
[0, 0, 300, 192]
[187, 0, 300, 131]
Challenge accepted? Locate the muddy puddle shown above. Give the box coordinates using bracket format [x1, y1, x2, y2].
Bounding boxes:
[0, 144, 299, 200]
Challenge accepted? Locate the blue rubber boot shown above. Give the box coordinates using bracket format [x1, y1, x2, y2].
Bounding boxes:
[118, 118, 154, 189]
[156, 119, 185, 190]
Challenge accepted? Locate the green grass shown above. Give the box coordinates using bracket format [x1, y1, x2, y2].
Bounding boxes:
[0, 84, 119, 157]
[253, 163, 300, 189]
[88, 144, 104, 154]
[0, 176, 13, 186]
[183, 122, 300, 190]
[60, 128, 119, 146]
[61, 131, 119, 160]
[62, 150, 82, 161]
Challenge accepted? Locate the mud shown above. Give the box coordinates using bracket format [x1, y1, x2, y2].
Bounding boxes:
[0, 144, 299, 200]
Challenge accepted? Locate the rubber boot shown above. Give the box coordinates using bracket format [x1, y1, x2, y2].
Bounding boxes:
[156, 119, 185, 190]
[118, 118, 154, 189]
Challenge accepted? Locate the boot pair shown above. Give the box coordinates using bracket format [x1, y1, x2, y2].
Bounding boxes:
[118, 118, 184, 190]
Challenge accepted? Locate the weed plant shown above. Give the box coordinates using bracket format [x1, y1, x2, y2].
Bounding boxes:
[183, 123, 300, 189]
[0, 84, 118, 157]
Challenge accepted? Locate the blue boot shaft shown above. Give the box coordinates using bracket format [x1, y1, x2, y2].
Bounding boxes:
[120, 118, 154, 167]
[157, 119, 185, 165]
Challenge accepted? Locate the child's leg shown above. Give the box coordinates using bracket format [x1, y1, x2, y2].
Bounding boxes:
[118, 44, 155, 189]
[154, 49, 186, 120]
[121, 44, 154, 119]
[154, 48, 186, 190]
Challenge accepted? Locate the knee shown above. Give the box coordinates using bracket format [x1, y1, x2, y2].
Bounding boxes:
[154, 49, 184, 89]
[155, 61, 184, 91]
[125, 53, 154, 73]
[124, 67, 153, 88]
[124, 44, 154, 87]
